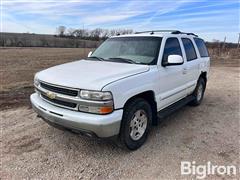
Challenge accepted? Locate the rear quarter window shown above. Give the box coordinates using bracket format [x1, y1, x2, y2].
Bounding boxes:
[194, 38, 209, 57]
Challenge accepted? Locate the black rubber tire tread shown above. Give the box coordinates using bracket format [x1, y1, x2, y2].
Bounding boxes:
[189, 77, 206, 106]
[119, 98, 152, 150]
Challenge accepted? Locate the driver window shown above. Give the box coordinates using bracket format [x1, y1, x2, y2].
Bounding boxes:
[162, 38, 182, 64]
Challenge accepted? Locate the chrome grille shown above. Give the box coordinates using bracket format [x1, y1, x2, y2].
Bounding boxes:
[36, 81, 80, 110]
[40, 82, 78, 97]
[41, 94, 77, 109]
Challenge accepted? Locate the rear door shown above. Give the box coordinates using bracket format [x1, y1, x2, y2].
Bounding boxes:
[180, 38, 200, 95]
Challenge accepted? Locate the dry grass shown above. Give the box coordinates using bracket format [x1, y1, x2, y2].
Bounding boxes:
[0, 47, 93, 109]
[0, 47, 93, 91]
[208, 47, 240, 66]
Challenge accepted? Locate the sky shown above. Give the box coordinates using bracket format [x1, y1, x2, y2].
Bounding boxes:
[1, 0, 239, 42]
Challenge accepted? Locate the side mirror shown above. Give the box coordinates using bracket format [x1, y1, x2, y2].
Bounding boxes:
[163, 55, 183, 66]
[88, 51, 93, 57]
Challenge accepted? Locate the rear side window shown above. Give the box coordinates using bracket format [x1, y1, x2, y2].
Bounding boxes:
[182, 38, 197, 61]
[162, 38, 182, 64]
[194, 38, 209, 57]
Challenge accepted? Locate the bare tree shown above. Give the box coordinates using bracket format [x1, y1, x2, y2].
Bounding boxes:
[110, 29, 117, 36]
[101, 29, 109, 39]
[73, 29, 85, 38]
[90, 28, 102, 40]
[67, 28, 76, 37]
[55, 26, 133, 40]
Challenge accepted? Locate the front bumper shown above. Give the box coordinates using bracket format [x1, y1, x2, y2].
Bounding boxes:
[30, 93, 123, 138]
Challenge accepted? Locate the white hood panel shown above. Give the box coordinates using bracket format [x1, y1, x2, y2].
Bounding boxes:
[37, 60, 149, 90]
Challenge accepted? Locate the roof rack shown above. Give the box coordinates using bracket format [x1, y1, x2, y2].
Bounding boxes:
[135, 30, 180, 34]
[135, 30, 198, 37]
[172, 31, 198, 37]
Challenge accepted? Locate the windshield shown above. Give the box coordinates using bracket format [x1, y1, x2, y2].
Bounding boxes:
[89, 37, 162, 65]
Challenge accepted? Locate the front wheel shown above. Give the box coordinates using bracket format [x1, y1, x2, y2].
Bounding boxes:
[119, 98, 152, 150]
[189, 77, 206, 106]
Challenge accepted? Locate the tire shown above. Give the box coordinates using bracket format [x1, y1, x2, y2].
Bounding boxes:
[119, 98, 152, 150]
[189, 77, 206, 106]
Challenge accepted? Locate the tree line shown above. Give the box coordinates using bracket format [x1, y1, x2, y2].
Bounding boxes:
[56, 26, 134, 40]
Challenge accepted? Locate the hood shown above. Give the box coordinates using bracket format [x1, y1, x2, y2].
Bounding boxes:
[37, 59, 149, 90]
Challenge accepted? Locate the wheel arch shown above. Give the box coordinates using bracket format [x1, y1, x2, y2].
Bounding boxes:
[199, 71, 207, 84]
[123, 90, 158, 126]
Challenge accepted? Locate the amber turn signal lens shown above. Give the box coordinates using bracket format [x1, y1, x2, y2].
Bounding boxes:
[99, 106, 113, 114]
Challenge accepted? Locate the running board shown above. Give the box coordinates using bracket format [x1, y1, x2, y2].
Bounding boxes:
[157, 95, 195, 119]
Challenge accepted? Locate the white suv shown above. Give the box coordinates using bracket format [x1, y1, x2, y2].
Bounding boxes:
[31, 30, 210, 150]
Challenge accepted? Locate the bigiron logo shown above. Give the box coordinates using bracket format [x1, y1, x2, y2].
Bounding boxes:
[181, 161, 239, 179]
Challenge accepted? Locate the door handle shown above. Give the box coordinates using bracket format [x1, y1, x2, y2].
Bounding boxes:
[182, 68, 187, 74]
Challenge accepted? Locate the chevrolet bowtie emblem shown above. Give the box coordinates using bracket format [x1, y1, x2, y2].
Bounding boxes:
[46, 91, 56, 99]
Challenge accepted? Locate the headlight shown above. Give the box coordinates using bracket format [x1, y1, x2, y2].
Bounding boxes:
[79, 90, 113, 114]
[80, 90, 112, 101]
[34, 76, 39, 87]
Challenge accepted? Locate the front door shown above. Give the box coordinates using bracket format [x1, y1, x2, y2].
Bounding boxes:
[156, 37, 189, 110]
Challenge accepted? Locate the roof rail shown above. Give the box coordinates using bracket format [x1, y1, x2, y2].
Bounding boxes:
[135, 30, 198, 37]
[135, 30, 180, 34]
[172, 31, 198, 37]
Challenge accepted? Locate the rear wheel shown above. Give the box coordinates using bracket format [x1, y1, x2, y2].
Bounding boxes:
[119, 98, 152, 150]
[189, 77, 206, 106]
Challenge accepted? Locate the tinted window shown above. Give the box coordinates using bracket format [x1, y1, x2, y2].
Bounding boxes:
[182, 38, 197, 61]
[162, 38, 182, 64]
[194, 38, 209, 57]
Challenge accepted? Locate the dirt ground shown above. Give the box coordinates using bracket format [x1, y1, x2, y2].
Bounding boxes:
[1, 48, 240, 179]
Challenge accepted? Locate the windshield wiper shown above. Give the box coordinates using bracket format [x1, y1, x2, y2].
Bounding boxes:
[108, 57, 138, 64]
[87, 56, 105, 61]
